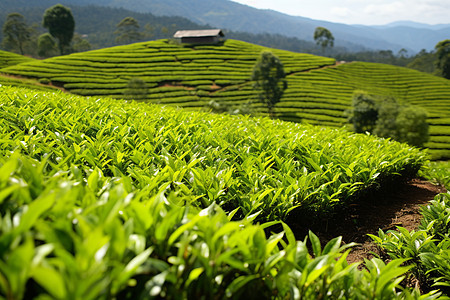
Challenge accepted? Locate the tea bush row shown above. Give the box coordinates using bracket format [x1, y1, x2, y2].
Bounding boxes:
[0, 85, 440, 299]
[0, 85, 427, 222]
[1, 40, 449, 158]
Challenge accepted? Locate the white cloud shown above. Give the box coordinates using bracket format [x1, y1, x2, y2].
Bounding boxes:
[330, 7, 352, 18]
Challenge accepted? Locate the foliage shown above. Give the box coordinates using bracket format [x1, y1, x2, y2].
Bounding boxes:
[0, 85, 441, 299]
[435, 40, 450, 79]
[1, 39, 449, 159]
[1, 13, 32, 55]
[407, 49, 437, 74]
[114, 17, 144, 45]
[0, 85, 427, 222]
[348, 93, 430, 148]
[72, 33, 92, 53]
[314, 27, 334, 54]
[0, 49, 34, 68]
[348, 90, 379, 133]
[419, 161, 450, 190]
[370, 192, 450, 295]
[37, 33, 58, 58]
[124, 77, 148, 100]
[251, 51, 288, 118]
[372, 97, 402, 140]
[373, 98, 429, 148]
[395, 106, 429, 148]
[42, 4, 75, 55]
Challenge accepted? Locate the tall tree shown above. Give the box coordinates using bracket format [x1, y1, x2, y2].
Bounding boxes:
[2, 13, 31, 55]
[435, 39, 450, 79]
[43, 4, 75, 55]
[114, 17, 143, 45]
[251, 51, 288, 118]
[314, 27, 334, 55]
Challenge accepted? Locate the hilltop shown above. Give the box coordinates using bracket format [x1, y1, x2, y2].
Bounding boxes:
[2, 39, 449, 159]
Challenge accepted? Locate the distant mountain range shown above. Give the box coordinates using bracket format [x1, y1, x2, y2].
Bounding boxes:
[1, 0, 449, 53]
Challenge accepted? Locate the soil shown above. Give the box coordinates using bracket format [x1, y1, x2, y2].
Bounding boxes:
[289, 179, 447, 264]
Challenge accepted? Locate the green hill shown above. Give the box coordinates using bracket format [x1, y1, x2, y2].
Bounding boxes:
[2, 39, 450, 159]
[0, 50, 60, 91]
[0, 49, 35, 68]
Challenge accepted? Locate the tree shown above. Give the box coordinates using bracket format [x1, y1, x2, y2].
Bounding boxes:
[114, 17, 143, 45]
[251, 51, 287, 118]
[314, 27, 334, 54]
[348, 91, 379, 133]
[2, 13, 31, 55]
[72, 34, 91, 53]
[407, 49, 436, 74]
[434, 39, 450, 79]
[43, 4, 75, 55]
[37, 33, 58, 58]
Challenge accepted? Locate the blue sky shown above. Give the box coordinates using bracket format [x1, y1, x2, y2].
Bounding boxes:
[231, 0, 450, 25]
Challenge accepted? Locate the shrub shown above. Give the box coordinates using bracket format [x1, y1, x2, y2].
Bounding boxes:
[348, 90, 379, 133]
[373, 97, 401, 139]
[124, 77, 148, 101]
[39, 78, 50, 85]
[349, 93, 430, 148]
[395, 106, 429, 148]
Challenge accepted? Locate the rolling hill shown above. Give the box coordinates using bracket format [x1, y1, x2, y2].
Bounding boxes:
[1, 39, 450, 159]
[0, 50, 35, 68]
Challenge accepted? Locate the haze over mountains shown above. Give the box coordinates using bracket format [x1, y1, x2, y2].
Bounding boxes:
[1, 0, 449, 53]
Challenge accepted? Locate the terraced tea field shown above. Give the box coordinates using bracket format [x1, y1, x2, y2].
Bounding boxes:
[0, 50, 35, 68]
[1, 39, 449, 159]
[0, 78, 446, 299]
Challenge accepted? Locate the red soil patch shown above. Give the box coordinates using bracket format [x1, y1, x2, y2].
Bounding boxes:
[289, 179, 446, 264]
[338, 179, 445, 263]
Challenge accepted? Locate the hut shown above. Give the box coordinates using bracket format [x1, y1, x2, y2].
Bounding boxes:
[173, 29, 225, 44]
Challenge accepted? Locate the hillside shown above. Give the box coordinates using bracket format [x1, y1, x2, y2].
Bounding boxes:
[2, 0, 448, 52]
[0, 50, 35, 68]
[2, 39, 449, 159]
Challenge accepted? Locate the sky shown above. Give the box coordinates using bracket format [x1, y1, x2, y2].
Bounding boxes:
[231, 0, 450, 25]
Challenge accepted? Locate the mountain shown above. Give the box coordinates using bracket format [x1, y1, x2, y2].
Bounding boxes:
[1, 0, 448, 53]
[373, 21, 450, 30]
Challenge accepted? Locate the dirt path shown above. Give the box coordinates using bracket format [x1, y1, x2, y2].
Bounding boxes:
[289, 179, 446, 264]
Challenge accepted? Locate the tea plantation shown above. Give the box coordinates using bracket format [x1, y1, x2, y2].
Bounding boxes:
[1, 85, 446, 298]
[2, 39, 449, 159]
[0, 50, 35, 68]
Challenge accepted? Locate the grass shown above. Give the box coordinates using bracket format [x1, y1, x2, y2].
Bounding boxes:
[1, 39, 450, 159]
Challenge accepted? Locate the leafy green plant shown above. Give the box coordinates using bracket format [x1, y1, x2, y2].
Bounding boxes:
[0, 85, 441, 298]
[371, 192, 450, 294]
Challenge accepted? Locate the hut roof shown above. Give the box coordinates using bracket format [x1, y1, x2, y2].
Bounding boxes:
[173, 29, 224, 38]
